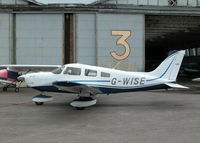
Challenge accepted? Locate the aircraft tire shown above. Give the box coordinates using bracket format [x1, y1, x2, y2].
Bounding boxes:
[15, 88, 19, 92]
[3, 87, 7, 92]
[76, 107, 85, 110]
[35, 102, 44, 106]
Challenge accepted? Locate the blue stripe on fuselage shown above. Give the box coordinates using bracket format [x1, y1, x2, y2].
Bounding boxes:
[70, 80, 110, 82]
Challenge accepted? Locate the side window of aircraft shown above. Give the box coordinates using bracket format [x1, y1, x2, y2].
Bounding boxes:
[101, 72, 110, 77]
[85, 69, 97, 77]
[64, 67, 81, 75]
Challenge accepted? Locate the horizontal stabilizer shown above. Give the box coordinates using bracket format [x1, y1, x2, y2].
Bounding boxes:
[165, 83, 189, 89]
[192, 78, 200, 82]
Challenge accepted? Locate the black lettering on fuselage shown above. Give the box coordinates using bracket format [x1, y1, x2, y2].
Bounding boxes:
[134, 78, 139, 85]
[130, 78, 134, 84]
[123, 78, 130, 85]
[140, 77, 145, 85]
[122, 77, 146, 85]
[111, 78, 117, 85]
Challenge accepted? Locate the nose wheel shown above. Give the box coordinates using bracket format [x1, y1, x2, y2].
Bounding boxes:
[32, 94, 53, 105]
[76, 107, 85, 110]
[3, 87, 7, 92]
[35, 102, 44, 105]
[15, 88, 19, 92]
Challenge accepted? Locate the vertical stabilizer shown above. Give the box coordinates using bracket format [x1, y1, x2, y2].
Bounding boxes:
[148, 50, 185, 81]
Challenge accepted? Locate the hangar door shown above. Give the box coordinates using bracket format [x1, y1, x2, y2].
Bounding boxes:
[16, 14, 63, 65]
[0, 13, 11, 64]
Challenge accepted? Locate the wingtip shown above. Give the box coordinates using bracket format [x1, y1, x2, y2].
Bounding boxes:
[179, 50, 186, 54]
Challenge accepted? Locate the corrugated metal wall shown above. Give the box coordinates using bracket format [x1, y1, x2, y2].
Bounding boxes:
[0, 13, 12, 64]
[76, 14, 96, 66]
[16, 14, 63, 65]
[75, 13, 145, 71]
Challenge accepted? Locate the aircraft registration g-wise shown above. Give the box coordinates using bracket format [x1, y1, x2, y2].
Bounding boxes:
[18, 50, 188, 110]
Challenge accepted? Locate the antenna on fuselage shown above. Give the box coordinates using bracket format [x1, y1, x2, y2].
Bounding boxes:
[112, 61, 122, 69]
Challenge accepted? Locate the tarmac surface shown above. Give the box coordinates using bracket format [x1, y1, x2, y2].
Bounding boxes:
[0, 83, 200, 143]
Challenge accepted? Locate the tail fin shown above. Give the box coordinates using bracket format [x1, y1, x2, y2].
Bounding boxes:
[148, 50, 185, 81]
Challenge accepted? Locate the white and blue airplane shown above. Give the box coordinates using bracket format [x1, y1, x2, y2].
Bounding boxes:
[18, 50, 187, 110]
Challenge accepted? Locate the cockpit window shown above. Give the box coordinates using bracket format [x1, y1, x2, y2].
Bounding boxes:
[85, 69, 97, 77]
[52, 66, 64, 74]
[64, 67, 81, 75]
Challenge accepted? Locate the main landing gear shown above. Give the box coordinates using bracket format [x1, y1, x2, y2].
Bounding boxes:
[2, 85, 19, 92]
[3, 87, 7, 92]
[70, 96, 97, 110]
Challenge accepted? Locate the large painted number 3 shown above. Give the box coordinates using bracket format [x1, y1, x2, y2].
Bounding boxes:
[111, 30, 131, 60]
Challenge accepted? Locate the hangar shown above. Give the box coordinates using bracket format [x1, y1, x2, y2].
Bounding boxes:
[0, 0, 199, 73]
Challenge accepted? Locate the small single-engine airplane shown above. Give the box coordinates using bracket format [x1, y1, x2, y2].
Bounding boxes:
[0, 65, 60, 92]
[18, 50, 187, 110]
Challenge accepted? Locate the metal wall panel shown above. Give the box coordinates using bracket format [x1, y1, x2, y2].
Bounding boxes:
[158, 0, 168, 6]
[127, 0, 138, 5]
[76, 13, 145, 71]
[105, 0, 199, 6]
[138, 0, 148, 5]
[148, 0, 159, 5]
[16, 14, 63, 65]
[76, 14, 96, 65]
[0, 0, 27, 4]
[177, 0, 188, 6]
[188, 0, 197, 6]
[0, 13, 11, 64]
[1, 0, 15, 4]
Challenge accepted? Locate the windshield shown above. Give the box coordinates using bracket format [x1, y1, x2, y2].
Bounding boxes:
[52, 66, 64, 74]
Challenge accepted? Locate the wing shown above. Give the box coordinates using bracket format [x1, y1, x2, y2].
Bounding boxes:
[0, 79, 15, 86]
[0, 65, 61, 72]
[53, 81, 102, 95]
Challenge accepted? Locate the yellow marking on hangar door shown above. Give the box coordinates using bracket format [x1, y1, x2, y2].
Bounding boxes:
[111, 30, 132, 61]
